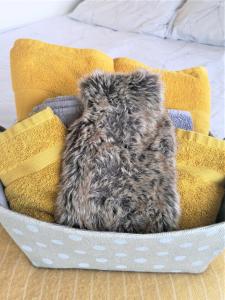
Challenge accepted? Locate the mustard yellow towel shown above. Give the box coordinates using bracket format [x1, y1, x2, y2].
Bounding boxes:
[11, 39, 114, 120]
[0, 108, 67, 222]
[11, 39, 210, 134]
[114, 58, 210, 135]
[177, 129, 225, 229]
[0, 111, 223, 228]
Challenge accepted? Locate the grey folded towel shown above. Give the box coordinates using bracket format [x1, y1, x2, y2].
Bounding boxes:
[0, 181, 9, 209]
[168, 109, 193, 131]
[31, 96, 83, 127]
[31, 96, 193, 131]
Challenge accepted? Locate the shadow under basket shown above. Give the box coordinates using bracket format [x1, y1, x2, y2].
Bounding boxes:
[0, 205, 224, 274]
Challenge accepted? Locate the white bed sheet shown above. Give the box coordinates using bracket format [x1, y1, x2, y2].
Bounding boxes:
[0, 16, 224, 137]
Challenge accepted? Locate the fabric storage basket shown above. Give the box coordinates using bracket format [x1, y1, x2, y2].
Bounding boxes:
[0, 204, 224, 274]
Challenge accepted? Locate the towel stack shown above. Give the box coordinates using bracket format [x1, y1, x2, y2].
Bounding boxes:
[10, 39, 210, 134]
[0, 40, 224, 229]
[1, 95, 224, 229]
[31, 96, 84, 128]
[29, 97, 224, 228]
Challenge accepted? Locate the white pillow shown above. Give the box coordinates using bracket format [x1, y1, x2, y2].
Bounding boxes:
[69, 0, 185, 38]
[170, 0, 225, 46]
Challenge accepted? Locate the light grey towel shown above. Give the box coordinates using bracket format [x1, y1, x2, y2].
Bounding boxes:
[168, 109, 193, 131]
[31, 96, 193, 131]
[0, 182, 9, 209]
[31, 96, 83, 127]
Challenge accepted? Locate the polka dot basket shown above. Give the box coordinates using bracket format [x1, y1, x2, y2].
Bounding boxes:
[0, 203, 224, 274]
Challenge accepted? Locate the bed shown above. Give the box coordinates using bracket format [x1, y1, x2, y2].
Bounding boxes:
[0, 15, 224, 138]
[0, 1, 225, 297]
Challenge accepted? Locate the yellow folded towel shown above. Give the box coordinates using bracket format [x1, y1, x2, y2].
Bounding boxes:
[11, 39, 114, 120]
[0, 109, 223, 228]
[11, 39, 210, 134]
[0, 108, 66, 222]
[176, 129, 225, 229]
[114, 57, 210, 135]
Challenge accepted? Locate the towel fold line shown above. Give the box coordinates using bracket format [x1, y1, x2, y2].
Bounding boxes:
[0, 107, 54, 142]
[0, 143, 64, 186]
[176, 129, 225, 149]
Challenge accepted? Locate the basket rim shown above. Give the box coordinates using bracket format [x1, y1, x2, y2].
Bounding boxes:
[0, 205, 224, 240]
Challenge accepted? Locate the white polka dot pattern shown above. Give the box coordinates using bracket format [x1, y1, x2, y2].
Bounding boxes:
[68, 234, 82, 241]
[1, 205, 224, 273]
[26, 224, 39, 232]
[157, 251, 168, 256]
[179, 242, 192, 248]
[136, 246, 148, 252]
[192, 260, 203, 266]
[96, 258, 108, 263]
[78, 263, 89, 268]
[93, 245, 106, 251]
[115, 253, 127, 257]
[21, 245, 32, 252]
[58, 253, 69, 260]
[174, 256, 186, 261]
[159, 237, 173, 244]
[42, 258, 53, 265]
[12, 228, 23, 235]
[113, 239, 127, 245]
[51, 240, 64, 245]
[36, 242, 47, 248]
[153, 265, 165, 270]
[198, 245, 209, 251]
[134, 258, 147, 264]
[74, 250, 86, 255]
[116, 265, 127, 269]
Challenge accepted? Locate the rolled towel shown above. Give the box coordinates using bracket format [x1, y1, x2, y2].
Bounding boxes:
[31, 96, 84, 127]
[0, 108, 67, 222]
[168, 109, 193, 131]
[0, 181, 9, 209]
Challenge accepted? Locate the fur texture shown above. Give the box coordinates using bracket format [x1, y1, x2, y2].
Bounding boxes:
[55, 70, 180, 233]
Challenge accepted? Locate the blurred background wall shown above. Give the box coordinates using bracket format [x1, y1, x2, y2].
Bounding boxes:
[0, 0, 82, 32]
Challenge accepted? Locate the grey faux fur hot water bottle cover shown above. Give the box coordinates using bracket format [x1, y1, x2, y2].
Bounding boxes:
[55, 70, 180, 233]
